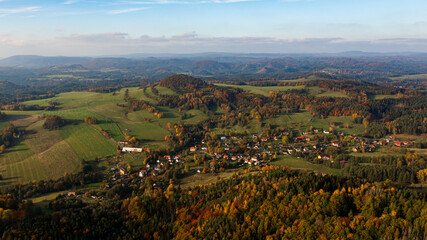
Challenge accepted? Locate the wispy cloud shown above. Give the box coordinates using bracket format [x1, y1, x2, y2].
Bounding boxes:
[0, 6, 41, 14]
[120, 0, 253, 4]
[209, 0, 255, 3]
[63, 0, 81, 4]
[108, 7, 148, 14]
[120, 0, 193, 4]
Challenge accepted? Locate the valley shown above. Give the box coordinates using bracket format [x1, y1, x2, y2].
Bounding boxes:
[0, 58, 426, 239]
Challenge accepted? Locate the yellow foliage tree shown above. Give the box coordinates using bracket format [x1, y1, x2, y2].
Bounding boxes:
[417, 169, 427, 184]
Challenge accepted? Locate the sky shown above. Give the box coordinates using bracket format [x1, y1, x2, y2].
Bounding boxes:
[0, 0, 427, 57]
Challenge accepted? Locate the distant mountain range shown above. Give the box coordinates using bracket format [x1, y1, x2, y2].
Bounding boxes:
[1, 53, 427, 86]
[1, 52, 427, 68]
[0, 55, 93, 68]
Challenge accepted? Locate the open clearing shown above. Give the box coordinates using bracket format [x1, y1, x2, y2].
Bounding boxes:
[271, 155, 340, 175]
[215, 84, 306, 96]
[0, 119, 86, 189]
[391, 74, 427, 81]
[369, 94, 398, 100]
[307, 86, 348, 97]
[0, 110, 116, 188]
[215, 84, 348, 98]
[155, 85, 179, 96]
[0, 142, 46, 188]
[60, 124, 117, 161]
[179, 170, 238, 188]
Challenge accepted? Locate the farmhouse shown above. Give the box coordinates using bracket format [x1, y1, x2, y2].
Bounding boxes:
[118, 140, 130, 145]
[67, 191, 77, 197]
[122, 147, 143, 152]
[295, 136, 304, 142]
[318, 155, 330, 160]
[139, 170, 148, 177]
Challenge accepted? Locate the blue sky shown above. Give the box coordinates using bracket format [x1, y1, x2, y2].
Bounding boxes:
[0, 0, 426, 57]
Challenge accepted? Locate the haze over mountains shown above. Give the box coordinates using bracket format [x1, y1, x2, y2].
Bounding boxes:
[1, 52, 427, 93]
[1, 52, 427, 68]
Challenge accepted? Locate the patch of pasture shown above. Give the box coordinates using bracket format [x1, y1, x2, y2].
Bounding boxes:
[271, 155, 340, 175]
[391, 74, 427, 81]
[60, 124, 117, 161]
[155, 85, 179, 96]
[182, 109, 209, 124]
[215, 84, 305, 96]
[0, 142, 46, 188]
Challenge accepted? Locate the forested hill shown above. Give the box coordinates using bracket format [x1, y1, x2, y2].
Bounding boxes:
[2, 167, 426, 239]
[159, 74, 208, 92]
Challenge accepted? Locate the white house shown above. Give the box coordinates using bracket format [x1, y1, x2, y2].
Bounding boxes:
[122, 147, 143, 152]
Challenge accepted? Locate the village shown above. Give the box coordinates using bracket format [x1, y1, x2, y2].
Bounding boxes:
[92, 125, 414, 193]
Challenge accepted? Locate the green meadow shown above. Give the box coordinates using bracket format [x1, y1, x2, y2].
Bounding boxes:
[214, 84, 306, 96]
[271, 155, 340, 175]
[391, 74, 427, 81]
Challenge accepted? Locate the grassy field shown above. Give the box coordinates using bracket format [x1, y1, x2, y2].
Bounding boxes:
[182, 109, 209, 124]
[394, 134, 427, 142]
[145, 86, 158, 99]
[155, 85, 178, 96]
[0, 120, 9, 129]
[0, 109, 118, 189]
[215, 84, 306, 96]
[316, 91, 348, 98]
[0, 142, 46, 188]
[0, 114, 42, 128]
[29, 191, 65, 203]
[0, 118, 89, 188]
[311, 116, 365, 135]
[60, 124, 117, 161]
[350, 150, 405, 157]
[307, 86, 348, 97]
[391, 74, 427, 81]
[215, 110, 364, 136]
[271, 155, 340, 175]
[369, 94, 398, 100]
[279, 78, 310, 82]
[25, 121, 82, 178]
[264, 111, 364, 135]
[214, 119, 263, 135]
[179, 170, 237, 188]
[265, 112, 312, 129]
[128, 87, 157, 104]
[22, 87, 208, 148]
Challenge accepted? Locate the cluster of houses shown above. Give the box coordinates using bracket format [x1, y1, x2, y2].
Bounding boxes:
[187, 129, 415, 167]
[111, 128, 415, 185]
